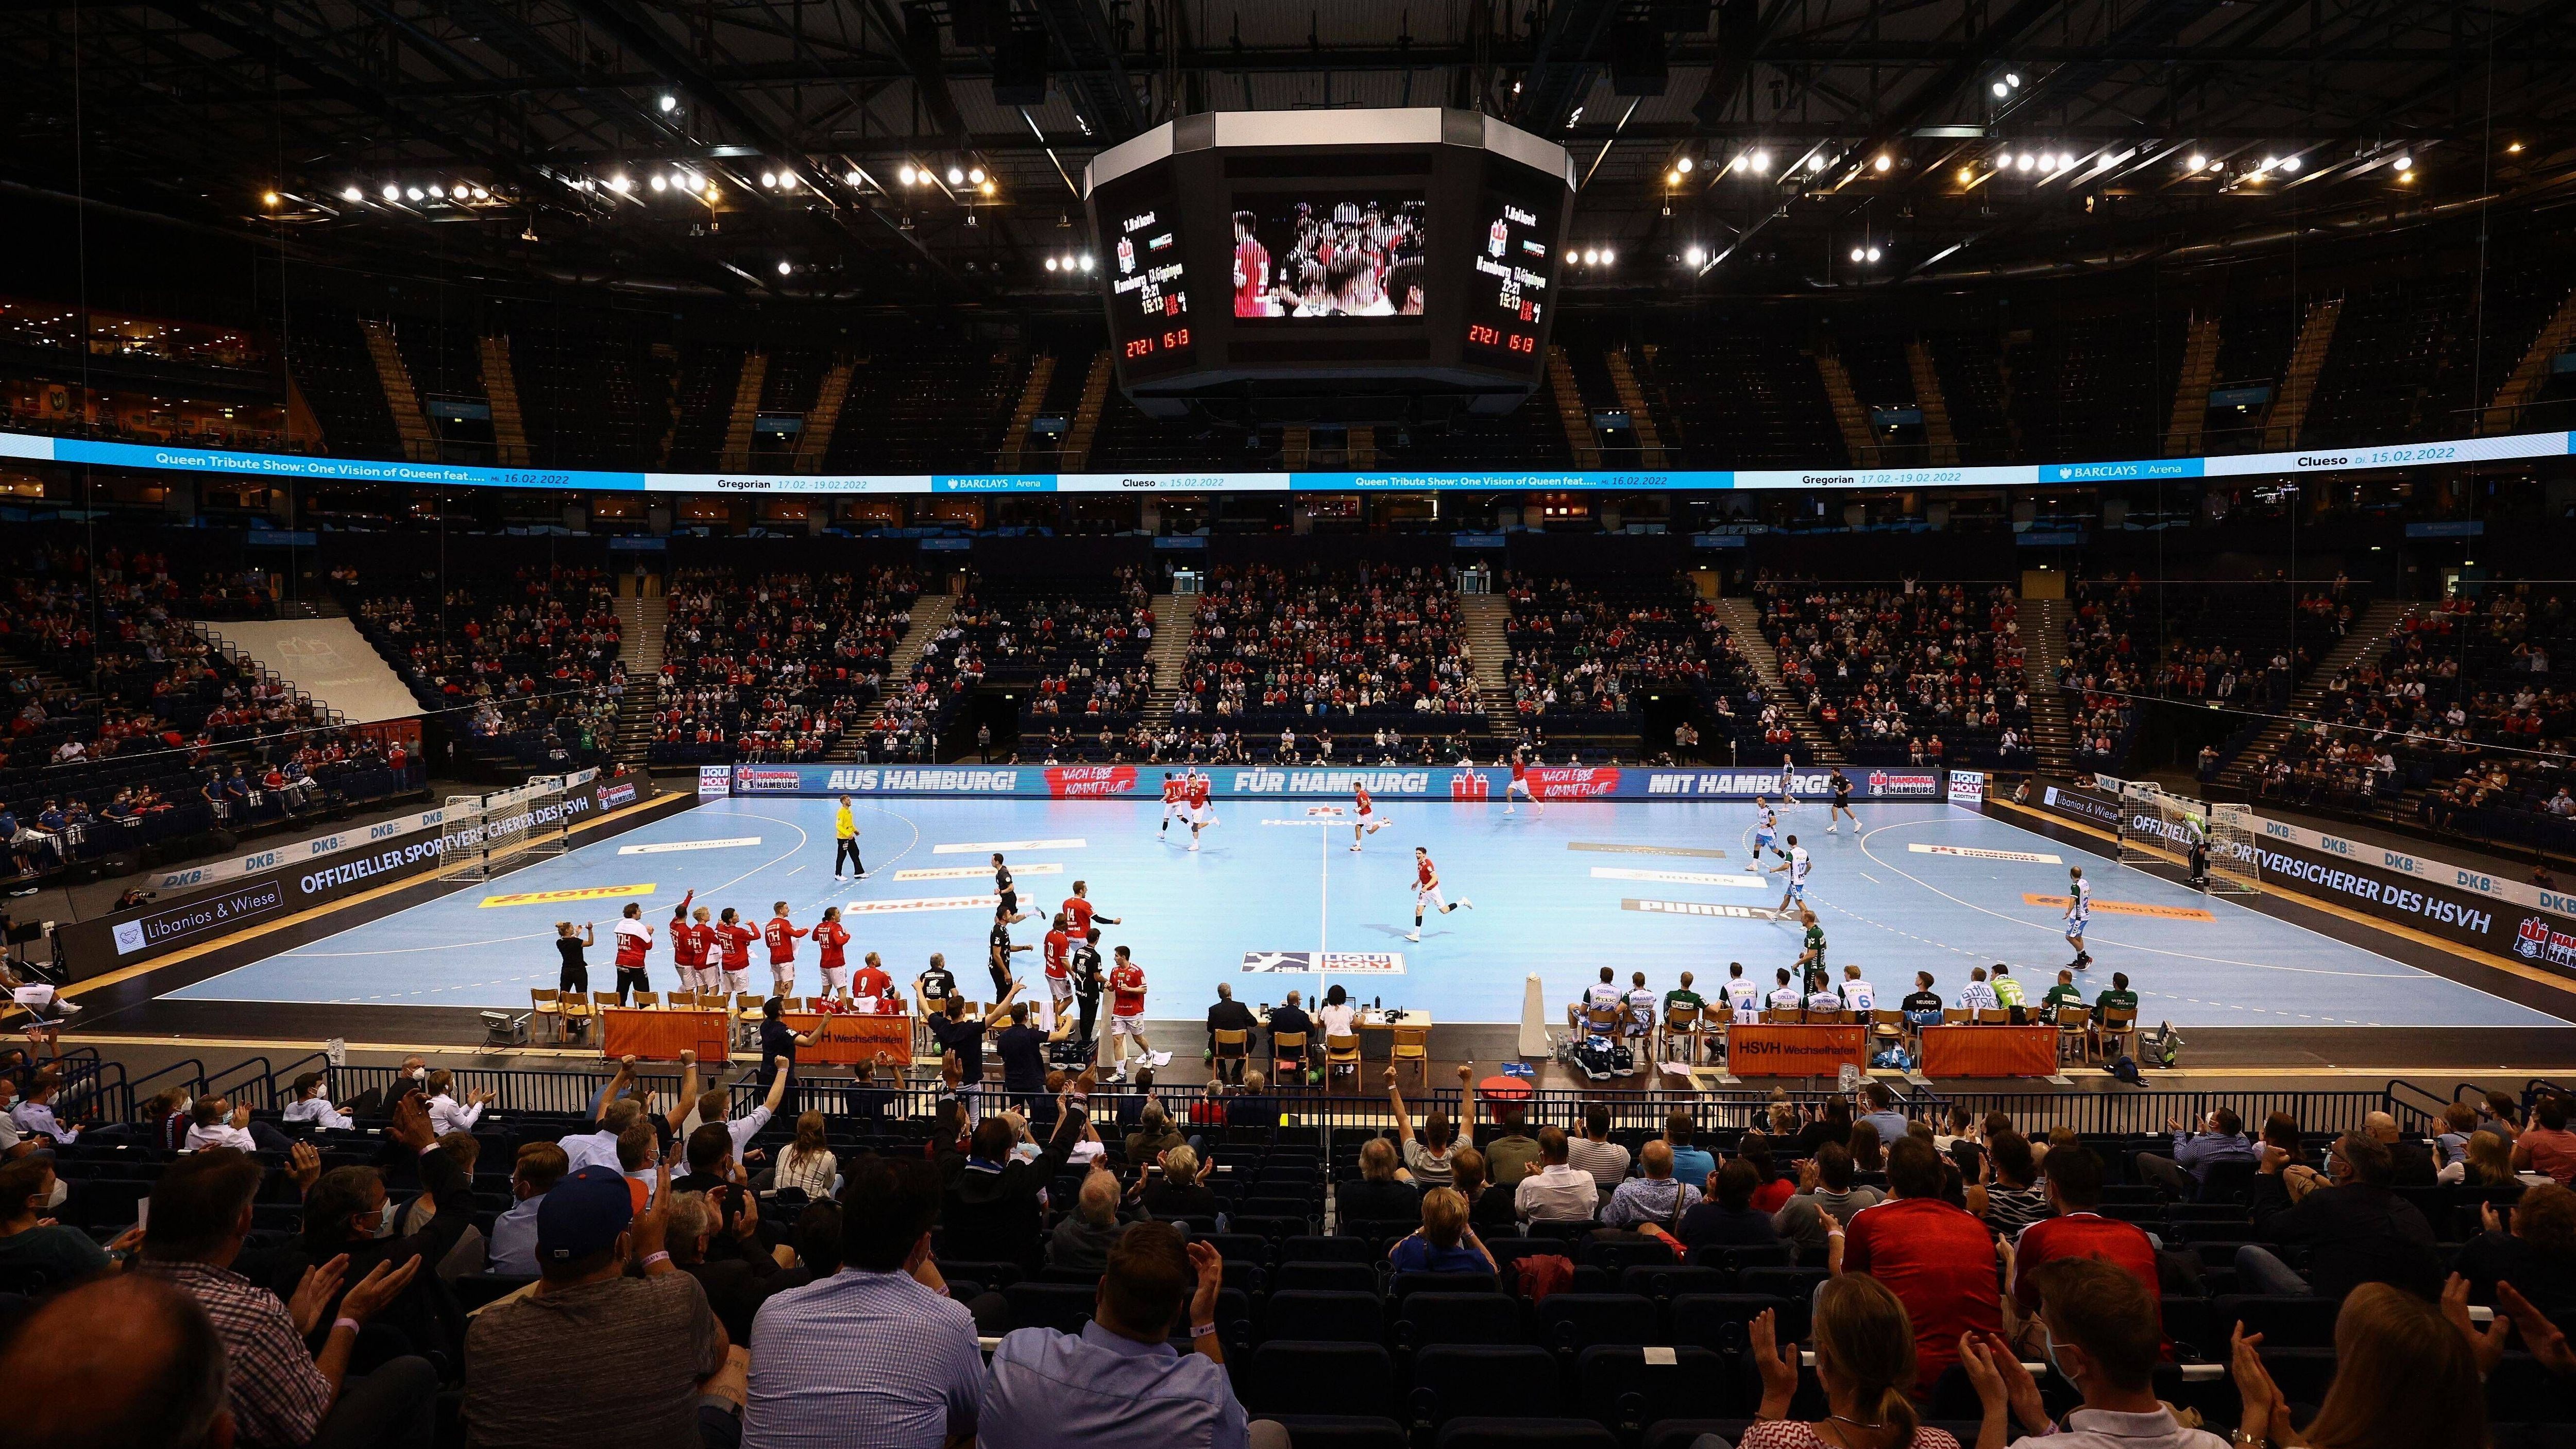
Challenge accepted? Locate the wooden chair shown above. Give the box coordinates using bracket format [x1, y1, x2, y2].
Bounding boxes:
[805, 996, 834, 1012]
[530, 989, 563, 1044]
[1270, 1031, 1309, 1086]
[1871, 1008, 1907, 1049]
[1391, 1026, 1429, 1086]
[735, 992, 767, 1047]
[631, 991, 662, 1010]
[1663, 1003, 1703, 1064]
[2054, 1004, 2091, 1066]
[557, 991, 595, 1041]
[1212, 1028, 1250, 1085]
[1324, 1033, 1363, 1089]
[1973, 1008, 2011, 1025]
[1942, 1008, 1972, 1025]
[2097, 1008, 2139, 1063]
[1583, 1004, 1625, 1041]
[1770, 1007, 1805, 1025]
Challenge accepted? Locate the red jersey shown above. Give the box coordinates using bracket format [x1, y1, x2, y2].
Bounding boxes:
[763, 916, 808, 964]
[663, 891, 695, 964]
[2012, 1213, 2166, 1350]
[1840, 1198, 2002, 1390]
[812, 919, 851, 968]
[1063, 896, 1095, 938]
[673, 922, 713, 968]
[1161, 777, 1183, 803]
[713, 921, 758, 969]
[1109, 961, 1146, 1016]
[1510, 756, 1528, 781]
[1355, 786, 1374, 816]
[1187, 777, 1211, 807]
[1044, 929, 1071, 979]
[612, 919, 652, 968]
[1416, 856, 1437, 887]
[1232, 236, 1271, 316]
[852, 965, 894, 1000]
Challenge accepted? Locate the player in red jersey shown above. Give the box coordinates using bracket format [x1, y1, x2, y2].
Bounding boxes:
[660, 889, 696, 991]
[610, 901, 655, 1003]
[1106, 944, 1156, 1080]
[1185, 770, 1218, 851]
[851, 950, 895, 1006]
[811, 906, 853, 1000]
[763, 901, 809, 998]
[1042, 911, 1074, 1029]
[1062, 880, 1122, 942]
[1406, 846, 1473, 942]
[712, 908, 759, 995]
[1350, 783, 1390, 851]
[1231, 211, 1272, 317]
[673, 904, 715, 992]
[1505, 744, 1545, 817]
[1159, 771, 1189, 837]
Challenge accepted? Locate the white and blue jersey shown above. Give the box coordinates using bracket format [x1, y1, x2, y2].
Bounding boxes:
[1752, 807, 1778, 854]
[2065, 878, 2091, 930]
[1784, 845, 1811, 902]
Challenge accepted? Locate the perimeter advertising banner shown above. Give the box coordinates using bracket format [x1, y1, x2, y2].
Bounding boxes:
[727, 762, 1951, 803]
[2023, 779, 2576, 975]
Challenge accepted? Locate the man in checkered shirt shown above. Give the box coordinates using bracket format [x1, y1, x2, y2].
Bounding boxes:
[135, 1143, 435, 1447]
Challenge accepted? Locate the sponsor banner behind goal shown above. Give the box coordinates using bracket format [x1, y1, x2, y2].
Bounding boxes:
[2018, 777, 2576, 975]
[725, 762, 1956, 803]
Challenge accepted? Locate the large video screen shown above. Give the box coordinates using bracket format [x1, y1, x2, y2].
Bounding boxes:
[1462, 169, 1560, 365]
[1095, 168, 1196, 380]
[1228, 195, 1426, 319]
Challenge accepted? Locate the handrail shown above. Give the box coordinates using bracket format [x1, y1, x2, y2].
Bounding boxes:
[125, 1058, 208, 1118]
[258, 1052, 332, 1110]
[2383, 1078, 2451, 1133]
[205, 1055, 278, 1109]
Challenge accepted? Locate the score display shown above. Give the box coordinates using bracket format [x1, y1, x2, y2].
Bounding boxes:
[1097, 169, 1196, 380]
[1461, 174, 1558, 366]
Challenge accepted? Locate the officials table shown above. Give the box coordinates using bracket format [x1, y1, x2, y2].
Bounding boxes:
[1917, 1025, 2061, 1078]
[781, 1011, 913, 1064]
[1723, 1022, 1871, 1077]
[600, 1007, 731, 1063]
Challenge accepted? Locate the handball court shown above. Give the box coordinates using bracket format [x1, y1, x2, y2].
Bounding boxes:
[61, 791, 2576, 1072]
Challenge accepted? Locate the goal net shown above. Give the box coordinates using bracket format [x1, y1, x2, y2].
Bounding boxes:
[2113, 781, 2174, 870]
[2205, 803, 2262, 896]
[437, 774, 580, 882]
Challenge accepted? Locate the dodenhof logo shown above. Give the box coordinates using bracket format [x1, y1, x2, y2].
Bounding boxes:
[2515, 916, 2576, 969]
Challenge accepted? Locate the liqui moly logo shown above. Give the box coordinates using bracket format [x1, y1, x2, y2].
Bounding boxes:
[2515, 916, 2576, 970]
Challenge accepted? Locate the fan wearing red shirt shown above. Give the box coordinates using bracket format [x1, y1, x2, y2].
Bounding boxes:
[673, 905, 715, 992]
[1105, 945, 1153, 1081]
[711, 908, 759, 995]
[1839, 1136, 2001, 1393]
[762, 901, 809, 997]
[1041, 911, 1075, 1025]
[2008, 1143, 2165, 1351]
[811, 906, 854, 999]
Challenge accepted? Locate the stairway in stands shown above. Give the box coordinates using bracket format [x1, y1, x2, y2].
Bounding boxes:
[358, 320, 436, 458]
[719, 353, 769, 465]
[478, 334, 532, 465]
[1905, 340, 1961, 466]
[1711, 596, 1842, 763]
[2163, 312, 2224, 457]
[1544, 347, 1602, 467]
[799, 359, 856, 466]
[2263, 296, 2344, 449]
[2023, 597, 2077, 775]
[1460, 591, 1512, 728]
[1602, 350, 1673, 467]
[996, 356, 1058, 468]
[613, 573, 667, 773]
[1811, 343, 1880, 467]
[835, 593, 956, 758]
[2481, 285, 2576, 433]
[2210, 597, 2412, 795]
[1143, 593, 1193, 724]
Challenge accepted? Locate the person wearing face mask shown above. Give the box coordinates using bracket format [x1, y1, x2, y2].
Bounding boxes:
[0, 1154, 142, 1290]
[292, 1092, 476, 1371]
[1959, 1257, 2230, 1449]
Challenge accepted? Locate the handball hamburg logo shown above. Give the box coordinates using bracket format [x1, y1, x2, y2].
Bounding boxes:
[1116, 236, 1136, 275]
[1488, 219, 1509, 258]
[2515, 916, 2576, 969]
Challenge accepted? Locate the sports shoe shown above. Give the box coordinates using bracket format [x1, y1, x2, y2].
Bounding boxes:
[1406, 930, 1421, 942]
[1348, 844, 1362, 852]
[1189, 842, 1200, 851]
[1505, 806, 1515, 814]
[1826, 825, 1837, 834]
[1460, 898, 1474, 910]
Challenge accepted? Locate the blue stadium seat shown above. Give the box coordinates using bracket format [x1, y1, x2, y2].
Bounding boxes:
[1391, 1292, 1524, 1350]
[1245, 1341, 1396, 1418]
[1261, 1290, 1384, 1344]
[1575, 1345, 1744, 1434]
[1533, 1293, 1658, 1354]
[1409, 1344, 1561, 1427]
[1003, 1281, 1095, 1333]
[1669, 1293, 1797, 1354]
[1271, 1262, 1380, 1295]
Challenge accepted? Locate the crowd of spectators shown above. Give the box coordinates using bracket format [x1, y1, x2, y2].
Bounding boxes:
[648, 566, 921, 765]
[1177, 563, 1483, 726]
[2059, 576, 2145, 770]
[1501, 575, 1728, 727]
[1750, 575, 2036, 768]
[349, 563, 626, 769]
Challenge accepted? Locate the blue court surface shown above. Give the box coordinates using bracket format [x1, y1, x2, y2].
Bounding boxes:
[170, 795, 2563, 1029]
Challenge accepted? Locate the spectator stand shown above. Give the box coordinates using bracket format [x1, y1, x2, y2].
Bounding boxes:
[1749, 574, 2036, 770]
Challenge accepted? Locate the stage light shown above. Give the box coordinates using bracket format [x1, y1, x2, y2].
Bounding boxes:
[382, 183, 400, 200]
[341, 186, 362, 201]
[1045, 257, 1058, 271]
[608, 175, 631, 192]
[2016, 153, 2035, 172]
[1850, 247, 1865, 262]
[1600, 247, 1614, 264]
[650, 174, 668, 192]
[946, 165, 965, 185]
[2392, 154, 2413, 172]
[1873, 154, 1892, 172]
[405, 186, 425, 200]
[778, 172, 796, 190]
[1079, 253, 1095, 271]
[2280, 156, 2299, 173]
[262, 191, 279, 206]
[899, 164, 918, 185]
[1866, 247, 1882, 262]
[1667, 169, 1683, 185]
[980, 180, 995, 196]
[471, 185, 489, 199]
[1582, 249, 1598, 265]
[659, 93, 677, 111]
[427, 183, 445, 197]
[1995, 151, 2012, 168]
[1748, 150, 1770, 173]
[2260, 156, 2277, 171]
[1958, 166, 1974, 183]
[704, 185, 720, 201]
[1992, 80, 2008, 97]
[968, 166, 986, 184]
[2005, 72, 2021, 88]
[1683, 245, 1706, 266]
[777, 260, 792, 276]
[760, 171, 777, 187]
[2187, 153, 2206, 171]
[2507, 141, 2524, 154]
[1809, 154, 1828, 173]
[1675, 156, 1693, 174]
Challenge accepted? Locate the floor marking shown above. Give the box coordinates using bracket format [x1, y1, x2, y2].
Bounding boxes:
[893, 863, 1066, 882]
[840, 895, 1001, 914]
[2023, 893, 2215, 922]
[1588, 867, 1767, 890]
[1569, 842, 1731, 859]
[480, 883, 656, 908]
[1623, 899, 1775, 919]
[619, 837, 764, 855]
[1859, 872, 1880, 884]
[932, 838, 1085, 854]
[1910, 843, 2063, 864]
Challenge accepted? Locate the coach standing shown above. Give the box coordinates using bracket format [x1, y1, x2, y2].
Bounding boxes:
[833, 794, 865, 879]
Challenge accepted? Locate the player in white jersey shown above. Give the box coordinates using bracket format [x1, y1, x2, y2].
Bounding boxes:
[1765, 968, 1804, 1014]
[1768, 834, 1811, 916]
[1745, 797, 1779, 872]
[1838, 963, 1877, 1013]
[1504, 746, 1545, 816]
[1406, 846, 1472, 942]
[1778, 753, 1800, 808]
[1571, 965, 1625, 1032]
[1349, 784, 1389, 851]
[2064, 865, 2093, 969]
[1721, 962, 1764, 1022]
[1623, 973, 1659, 1039]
